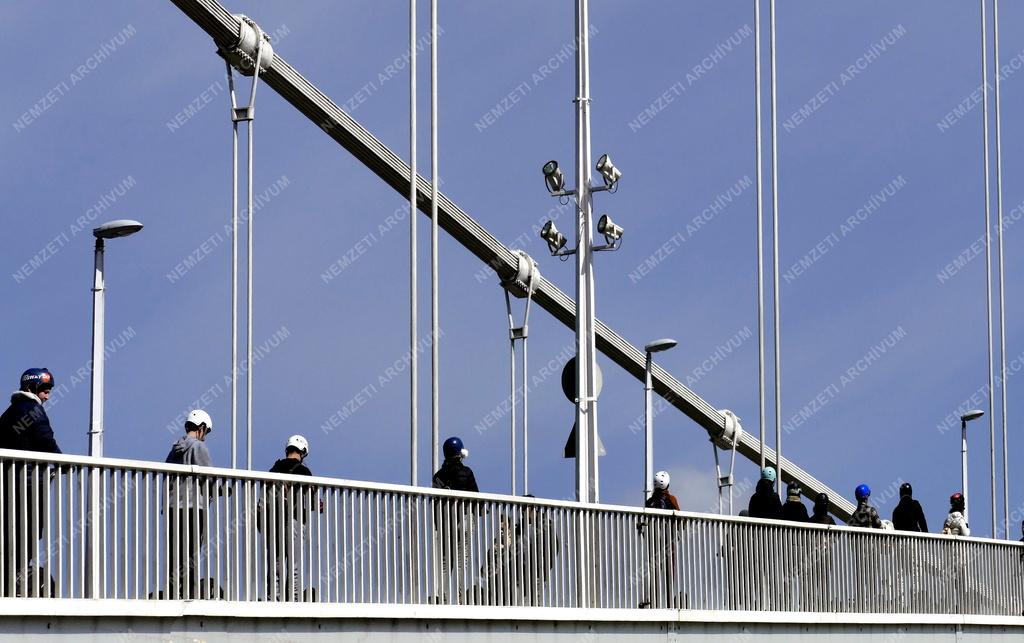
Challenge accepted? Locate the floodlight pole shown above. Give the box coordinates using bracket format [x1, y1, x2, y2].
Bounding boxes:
[573, 0, 598, 506]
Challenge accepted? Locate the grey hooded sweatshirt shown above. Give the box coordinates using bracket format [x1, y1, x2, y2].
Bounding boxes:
[165, 436, 212, 508]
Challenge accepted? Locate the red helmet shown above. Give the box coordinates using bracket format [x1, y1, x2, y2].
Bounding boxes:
[950, 492, 965, 511]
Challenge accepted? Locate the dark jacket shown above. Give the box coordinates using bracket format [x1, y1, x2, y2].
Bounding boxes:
[645, 490, 680, 511]
[0, 391, 61, 454]
[270, 458, 311, 477]
[891, 496, 928, 532]
[780, 499, 810, 523]
[809, 511, 836, 525]
[748, 479, 782, 519]
[847, 500, 883, 528]
[432, 458, 479, 492]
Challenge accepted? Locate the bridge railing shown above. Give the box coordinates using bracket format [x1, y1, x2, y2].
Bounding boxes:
[0, 449, 1021, 615]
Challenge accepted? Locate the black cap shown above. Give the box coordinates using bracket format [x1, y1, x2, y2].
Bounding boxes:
[900, 482, 913, 497]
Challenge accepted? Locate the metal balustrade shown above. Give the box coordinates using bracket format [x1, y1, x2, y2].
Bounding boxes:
[0, 448, 1021, 616]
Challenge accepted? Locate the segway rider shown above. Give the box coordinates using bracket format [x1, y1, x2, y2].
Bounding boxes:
[432, 437, 477, 604]
[779, 481, 810, 522]
[891, 482, 928, 532]
[0, 368, 61, 453]
[645, 471, 680, 510]
[809, 493, 836, 525]
[747, 466, 782, 519]
[265, 435, 314, 601]
[942, 492, 970, 536]
[0, 368, 60, 596]
[847, 484, 882, 529]
[432, 436, 478, 492]
[164, 410, 214, 599]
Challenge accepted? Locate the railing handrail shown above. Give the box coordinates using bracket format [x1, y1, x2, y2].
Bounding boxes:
[0, 447, 1019, 548]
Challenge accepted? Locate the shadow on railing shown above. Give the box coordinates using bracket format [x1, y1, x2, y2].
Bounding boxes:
[0, 449, 1021, 616]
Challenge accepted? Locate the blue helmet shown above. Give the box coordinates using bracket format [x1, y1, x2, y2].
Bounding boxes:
[761, 466, 776, 483]
[855, 484, 871, 501]
[20, 368, 54, 394]
[442, 436, 464, 459]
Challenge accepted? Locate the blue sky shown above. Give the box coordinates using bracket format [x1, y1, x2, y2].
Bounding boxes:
[2, 1, 1022, 537]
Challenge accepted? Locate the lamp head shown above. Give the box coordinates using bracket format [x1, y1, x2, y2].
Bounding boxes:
[542, 160, 565, 194]
[597, 214, 624, 242]
[961, 409, 985, 423]
[596, 153, 622, 188]
[539, 220, 567, 254]
[93, 219, 144, 239]
[644, 338, 678, 354]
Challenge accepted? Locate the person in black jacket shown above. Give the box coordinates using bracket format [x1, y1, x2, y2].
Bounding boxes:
[264, 435, 315, 601]
[891, 482, 928, 532]
[809, 493, 836, 525]
[432, 437, 478, 603]
[779, 481, 810, 522]
[0, 368, 61, 596]
[748, 467, 782, 519]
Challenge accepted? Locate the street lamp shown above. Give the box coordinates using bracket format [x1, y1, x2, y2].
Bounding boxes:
[644, 338, 677, 501]
[960, 409, 984, 521]
[89, 219, 143, 457]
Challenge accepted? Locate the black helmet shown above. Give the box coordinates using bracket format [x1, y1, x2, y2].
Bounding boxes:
[786, 481, 802, 498]
[20, 368, 54, 394]
[899, 482, 913, 497]
[813, 492, 829, 512]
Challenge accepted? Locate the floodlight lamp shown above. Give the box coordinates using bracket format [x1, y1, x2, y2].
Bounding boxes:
[597, 214, 623, 243]
[542, 160, 565, 194]
[540, 220, 567, 254]
[596, 154, 622, 188]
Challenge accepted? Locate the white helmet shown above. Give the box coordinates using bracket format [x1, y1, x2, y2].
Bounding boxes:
[287, 434, 309, 457]
[186, 409, 213, 432]
[654, 470, 670, 491]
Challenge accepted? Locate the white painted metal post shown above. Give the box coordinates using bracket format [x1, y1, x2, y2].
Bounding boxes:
[769, 0, 783, 497]
[992, 0, 1010, 540]
[89, 239, 106, 459]
[574, 0, 598, 506]
[644, 352, 653, 503]
[430, 0, 441, 479]
[86, 238, 105, 598]
[409, 0, 419, 487]
[962, 419, 970, 522]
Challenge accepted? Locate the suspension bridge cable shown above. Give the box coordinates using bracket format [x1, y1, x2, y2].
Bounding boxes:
[769, 0, 783, 494]
[992, 0, 1010, 540]
[226, 61, 239, 469]
[754, 0, 767, 471]
[410, 0, 419, 486]
[430, 0, 440, 476]
[980, 0, 997, 537]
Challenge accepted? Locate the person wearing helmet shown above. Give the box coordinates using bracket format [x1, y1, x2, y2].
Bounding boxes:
[0, 369, 60, 596]
[847, 484, 882, 529]
[164, 409, 214, 599]
[942, 492, 970, 536]
[779, 481, 810, 522]
[645, 471, 680, 510]
[0, 368, 61, 454]
[747, 466, 782, 520]
[432, 436, 478, 493]
[265, 435, 315, 601]
[809, 493, 836, 525]
[431, 437, 478, 604]
[891, 482, 928, 532]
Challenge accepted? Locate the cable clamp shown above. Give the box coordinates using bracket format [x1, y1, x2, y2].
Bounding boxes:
[219, 14, 274, 77]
